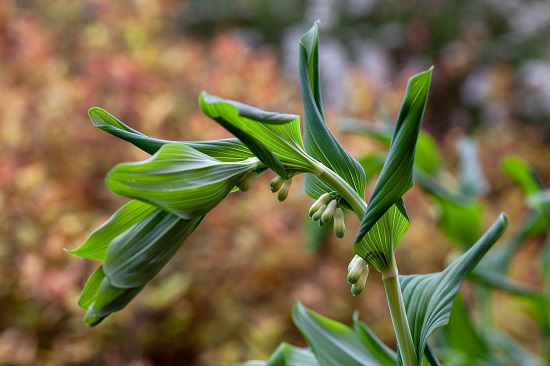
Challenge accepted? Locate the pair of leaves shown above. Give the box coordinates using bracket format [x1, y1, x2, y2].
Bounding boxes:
[239, 302, 396, 366]
[71, 200, 202, 326]
[299, 23, 367, 210]
[74, 106, 270, 325]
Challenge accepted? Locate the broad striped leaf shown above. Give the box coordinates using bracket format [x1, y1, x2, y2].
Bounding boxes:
[103, 211, 203, 288]
[399, 213, 508, 364]
[107, 143, 259, 220]
[299, 23, 366, 210]
[199, 92, 318, 178]
[67, 200, 156, 260]
[354, 202, 409, 273]
[89, 107, 255, 161]
[355, 68, 432, 246]
[292, 302, 384, 366]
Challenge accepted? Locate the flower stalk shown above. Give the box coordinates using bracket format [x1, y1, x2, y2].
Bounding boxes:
[315, 162, 417, 365]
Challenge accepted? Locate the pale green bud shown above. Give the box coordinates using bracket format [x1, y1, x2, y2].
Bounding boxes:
[321, 200, 338, 224]
[311, 204, 327, 221]
[333, 208, 346, 238]
[277, 178, 292, 202]
[238, 171, 259, 192]
[269, 175, 285, 193]
[347, 255, 367, 284]
[351, 264, 369, 296]
[308, 193, 332, 217]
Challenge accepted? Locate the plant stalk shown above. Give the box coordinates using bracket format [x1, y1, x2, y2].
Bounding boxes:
[316, 164, 417, 365]
[383, 261, 418, 366]
[315, 165, 367, 217]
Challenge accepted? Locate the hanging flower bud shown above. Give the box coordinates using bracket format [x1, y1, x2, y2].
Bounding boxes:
[237, 171, 259, 192]
[311, 204, 327, 221]
[333, 208, 346, 238]
[321, 200, 338, 224]
[277, 178, 292, 202]
[347, 255, 367, 284]
[269, 175, 285, 193]
[348, 255, 369, 296]
[351, 267, 369, 296]
[308, 193, 332, 217]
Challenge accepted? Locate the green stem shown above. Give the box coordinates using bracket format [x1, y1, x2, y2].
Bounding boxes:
[383, 260, 417, 366]
[315, 164, 417, 365]
[315, 164, 367, 219]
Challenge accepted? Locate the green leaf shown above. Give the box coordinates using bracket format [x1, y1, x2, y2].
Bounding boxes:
[78, 265, 108, 310]
[399, 213, 508, 363]
[443, 294, 489, 361]
[78, 208, 202, 325]
[434, 197, 484, 250]
[83, 269, 144, 327]
[357, 152, 387, 185]
[237, 343, 319, 366]
[339, 118, 393, 146]
[292, 301, 384, 366]
[456, 137, 488, 197]
[480, 212, 546, 273]
[355, 68, 432, 245]
[489, 332, 545, 366]
[353, 317, 397, 365]
[469, 267, 541, 298]
[107, 143, 258, 220]
[199, 92, 317, 178]
[354, 202, 410, 273]
[67, 200, 156, 260]
[299, 23, 367, 210]
[501, 156, 542, 196]
[89, 107, 255, 161]
[103, 211, 203, 288]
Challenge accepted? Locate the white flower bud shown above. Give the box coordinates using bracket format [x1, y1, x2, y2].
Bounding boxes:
[351, 272, 368, 296]
[237, 171, 259, 192]
[333, 208, 346, 238]
[347, 255, 367, 284]
[351, 264, 369, 296]
[269, 175, 285, 192]
[311, 204, 327, 221]
[277, 178, 292, 202]
[308, 193, 332, 217]
[320, 199, 338, 224]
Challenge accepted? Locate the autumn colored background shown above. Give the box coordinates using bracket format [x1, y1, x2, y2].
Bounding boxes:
[0, 1, 549, 365]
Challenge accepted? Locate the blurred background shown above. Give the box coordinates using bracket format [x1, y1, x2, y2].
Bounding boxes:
[0, 0, 549, 365]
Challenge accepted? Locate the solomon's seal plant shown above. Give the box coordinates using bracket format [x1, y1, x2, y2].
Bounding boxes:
[70, 22, 511, 365]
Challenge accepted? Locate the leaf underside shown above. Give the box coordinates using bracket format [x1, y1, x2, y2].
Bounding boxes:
[355, 68, 432, 245]
[299, 23, 366, 210]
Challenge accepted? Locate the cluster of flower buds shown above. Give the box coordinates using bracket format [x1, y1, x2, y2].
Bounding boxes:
[270, 175, 293, 202]
[237, 171, 259, 192]
[347, 255, 369, 296]
[308, 193, 346, 238]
